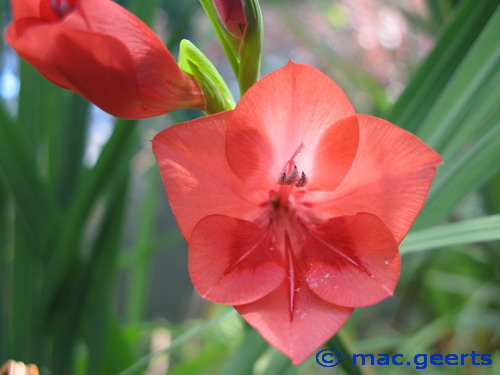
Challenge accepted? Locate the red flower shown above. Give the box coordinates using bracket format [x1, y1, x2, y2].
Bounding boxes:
[153, 63, 441, 364]
[6, 0, 205, 119]
[213, 0, 246, 37]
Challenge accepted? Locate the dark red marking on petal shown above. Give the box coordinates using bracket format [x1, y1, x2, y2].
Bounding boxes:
[301, 213, 400, 308]
[189, 215, 285, 306]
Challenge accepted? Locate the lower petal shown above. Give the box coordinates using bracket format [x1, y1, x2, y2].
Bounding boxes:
[302, 213, 400, 308]
[235, 282, 353, 365]
[189, 215, 285, 305]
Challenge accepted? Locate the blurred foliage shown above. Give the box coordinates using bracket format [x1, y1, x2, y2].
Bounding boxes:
[1, 0, 499, 374]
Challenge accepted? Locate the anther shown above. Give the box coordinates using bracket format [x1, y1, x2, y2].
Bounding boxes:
[278, 165, 300, 185]
[295, 172, 308, 187]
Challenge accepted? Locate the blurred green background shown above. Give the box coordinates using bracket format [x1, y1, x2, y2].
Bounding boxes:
[0, 0, 499, 374]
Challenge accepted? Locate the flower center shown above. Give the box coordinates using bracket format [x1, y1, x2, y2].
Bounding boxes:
[266, 145, 313, 320]
[272, 143, 308, 213]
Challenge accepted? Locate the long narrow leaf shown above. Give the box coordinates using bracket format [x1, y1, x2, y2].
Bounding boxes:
[388, 0, 498, 131]
[415, 125, 500, 228]
[401, 215, 500, 254]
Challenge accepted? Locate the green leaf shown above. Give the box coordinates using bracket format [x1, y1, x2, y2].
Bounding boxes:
[414, 125, 500, 228]
[84, 170, 131, 375]
[40, 121, 138, 317]
[0, 104, 59, 241]
[116, 309, 237, 375]
[125, 169, 160, 324]
[387, 0, 498, 131]
[179, 39, 235, 113]
[416, 5, 500, 150]
[326, 332, 363, 375]
[401, 215, 500, 254]
[222, 329, 268, 375]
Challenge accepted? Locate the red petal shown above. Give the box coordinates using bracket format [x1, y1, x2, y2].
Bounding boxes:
[8, 25, 149, 118]
[226, 62, 357, 190]
[152, 112, 263, 241]
[10, 0, 39, 19]
[236, 282, 353, 365]
[76, 0, 203, 112]
[308, 116, 359, 190]
[189, 215, 285, 305]
[302, 213, 400, 308]
[305, 114, 441, 244]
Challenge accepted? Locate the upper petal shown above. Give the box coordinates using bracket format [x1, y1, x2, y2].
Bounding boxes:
[304, 114, 441, 244]
[226, 62, 357, 190]
[303, 213, 400, 308]
[307, 116, 359, 191]
[152, 112, 262, 241]
[236, 282, 353, 365]
[189, 215, 285, 305]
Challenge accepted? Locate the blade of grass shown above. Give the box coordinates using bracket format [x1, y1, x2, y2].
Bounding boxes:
[255, 349, 293, 375]
[17, 62, 44, 150]
[221, 329, 268, 375]
[47, 92, 90, 208]
[50, 148, 133, 375]
[126, 168, 161, 323]
[387, 0, 498, 131]
[0, 179, 11, 358]
[401, 215, 500, 254]
[117, 309, 237, 375]
[10, 216, 41, 361]
[440, 72, 499, 161]
[425, 0, 445, 31]
[84, 167, 131, 375]
[169, 342, 230, 375]
[0, 103, 59, 241]
[414, 125, 500, 228]
[416, 5, 500, 149]
[327, 331, 364, 375]
[40, 120, 137, 319]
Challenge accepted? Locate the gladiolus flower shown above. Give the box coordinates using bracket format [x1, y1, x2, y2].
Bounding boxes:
[153, 63, 441, 364]
[6, 0, 205, 119]
[214, 0, 246, 37]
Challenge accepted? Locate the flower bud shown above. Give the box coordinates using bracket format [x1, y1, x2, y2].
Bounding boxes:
[6, 0, 205, 119]
[213, 0, 247, 37]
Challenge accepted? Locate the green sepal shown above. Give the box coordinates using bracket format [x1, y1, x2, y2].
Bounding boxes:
[178, 39, 236, 114]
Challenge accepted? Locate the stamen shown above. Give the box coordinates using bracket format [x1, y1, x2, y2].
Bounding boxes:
[295, 172, 308, 187]
[277, 143, 307, 187]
